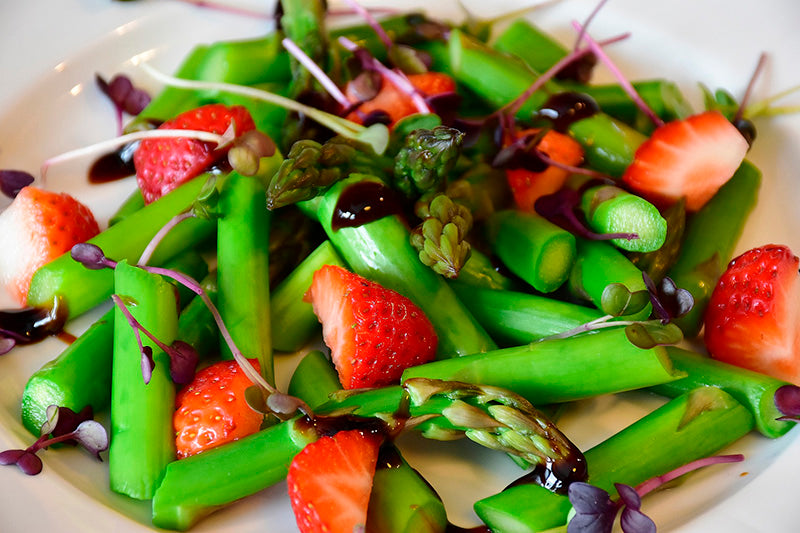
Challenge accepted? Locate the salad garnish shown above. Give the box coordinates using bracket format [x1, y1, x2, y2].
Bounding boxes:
[95, 73, 151, 135]
[0, 169, 34, 199]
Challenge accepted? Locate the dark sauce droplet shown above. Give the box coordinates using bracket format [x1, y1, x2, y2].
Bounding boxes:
[0, 298, 67, 345]
[88, 142, 138, 184]
[732, 117, 757, 147]
[505, 455, 588, 495]
[331, 181, 405, 231]
[535, 92, 599, 133]
[445, 524, 491, 532]
[555, 52, 598, 85]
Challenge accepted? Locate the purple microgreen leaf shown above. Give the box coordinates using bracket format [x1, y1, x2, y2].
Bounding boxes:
[619, 506, 656, 533]
[72, 420, 109, 459]
[642, 272, 694, 324]
[775, 384, 800, 420]
[362, 110, 392, 127]
[266, 392, 309, 419]
[425, 91, 461, 125]
[492, 130, 549, 172]
[567, 482, 618, 533]
[51, 405, 93, 439]
[40, 405, 60, 437]
[0, 449, 27, 466]
[71, 243, 117, 270]
[0, 336, 15, 355]
[167, 340, 198, 385]
[141, 345, 155, 385]
[614, 483, 642, 510]
[348, 71, 383, 104]
[16, 451, 44, 476]
[96, 73, 151, 135]
[0, 169, 35, 198]
[228, 130, 277, 177]
[534, 188, 637, 243]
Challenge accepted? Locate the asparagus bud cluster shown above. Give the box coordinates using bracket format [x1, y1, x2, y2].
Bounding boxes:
[410, 194, 473, 278]
[393, 126, 464, 196]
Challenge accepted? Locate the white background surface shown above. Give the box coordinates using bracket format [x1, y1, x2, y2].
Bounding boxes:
[1, 0, 800, 531]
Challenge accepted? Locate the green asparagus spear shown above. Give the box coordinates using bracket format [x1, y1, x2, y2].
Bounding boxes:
[651, 346, 795, 438]
[401, 328, 683, 405]
[669, 160, 761, 336]
[486, 209, 576, 293]
[216, 167, 278, 383]
[299, 174, 496, 358]
[270, 240, 346, 353]
[450, 282, 603, 345]
[580, 184, 667, 252]
[287, 350, 341, 408]
[109, 188, 145, 226]
[27, 176, 214, 320]
[474, 387, 754, 531]
[110, 260, 178, 500]
[393, 126, 464, 197]
[569, 238, 651, 320]
[451, 248, 514, 291]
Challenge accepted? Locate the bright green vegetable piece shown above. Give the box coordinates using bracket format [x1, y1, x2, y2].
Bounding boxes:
[580, 184, 667, 252]
[452, 248, 514, 291]
[486, 209, 576, 293]
[109, 260, 178, 500]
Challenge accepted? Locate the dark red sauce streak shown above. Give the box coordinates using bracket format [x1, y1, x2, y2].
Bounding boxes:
[0, 298, 67, 345]
[536, 92, 599, 133]
[331, 181, 404, 231]
[88, 150, 136, 184]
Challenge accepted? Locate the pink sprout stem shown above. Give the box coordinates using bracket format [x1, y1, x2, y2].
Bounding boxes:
[635, 454, 745, 497]
[504, 32, 629, 118]
[140, 265, 276, 395]
[281, 38, 353, 110]
[138, 211, 195, 266]
[341, 0, 393, 50]
[338, 36, 430, 115]
[173, 0, 270, 18]
[573, 0, 610, 50]
[735, 52, 767, 123]
[536, 150, 614, 181]
[572, 21, 664, 128]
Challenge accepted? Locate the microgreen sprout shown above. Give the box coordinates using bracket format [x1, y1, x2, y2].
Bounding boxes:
[534, 187, 638, 243]
[642, 272, 694, 324]
[342, 0, 393, 50]
[0, 169, 35, 198]
[139, 63, 390, 155]
[71, 242, 118, 270]
[571, 21, 663, 128]
[111, 294, 199, 385]
[41, 128, 231, 182]
[0, 405, 107, 476]
[774, 384, 800, 422]
[137, 210, 196, 266]
[567, 454, 744, 533]
[282, 37, 352, 110]
[96, 73, 151, 135]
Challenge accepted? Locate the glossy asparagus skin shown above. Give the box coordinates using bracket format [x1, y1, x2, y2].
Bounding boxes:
[568, 238, 651, 320]
[486, 209, 576, 293]
[151, 416, 318, 530]
[452, 249, 514, 291]
[20, 253, 208, 435]
[299, 175, 496, 358]
[668, 160, 762, 337]
[446, 29, 647, 177]
[651, 346, 795, 438]
[270, 240, 346, 353]
[450, 282, 603, 345]
[401, 328, 683, 405]
[474, 388, 755, 531]
[216, 170, 276, 383]
[110, 260, 178, 500]
[27, 176, 214, 319]
[288, 352, 449, 533]
[109, 188, 146, 226]
[580, 184, 667, 253]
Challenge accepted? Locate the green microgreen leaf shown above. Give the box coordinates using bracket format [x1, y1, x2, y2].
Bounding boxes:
[624, 322, 683, 349]
[600, 283, 650, 317]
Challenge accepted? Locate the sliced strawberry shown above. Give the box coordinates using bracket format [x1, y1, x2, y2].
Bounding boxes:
[704, 245, 800, 384]
[133, 103, 256, 204]
[345, 71, 456, 127]
[287, 429, 381, 533]
[173, 359, 263, 458]
[0, 186, 99, 305]
[621, 110, 748, 212]
[505, 128, 584, 212]
[304, 265, 438, 389]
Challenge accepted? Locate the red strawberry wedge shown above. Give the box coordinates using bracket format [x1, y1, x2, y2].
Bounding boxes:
[287, 429, 381, 533]
[622, 110, 748, 212]
[304, 265, 438, 389]
[0, 186, 99, 305]
[133, 104, 256, 203]
[704, 245, 800, 384]
[173, 359, 263, 458]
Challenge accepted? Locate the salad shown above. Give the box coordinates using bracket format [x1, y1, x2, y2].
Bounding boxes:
[1, 0, 800, 532]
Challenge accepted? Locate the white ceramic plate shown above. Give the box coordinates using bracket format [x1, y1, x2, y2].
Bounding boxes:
[1, 0, 799, 531]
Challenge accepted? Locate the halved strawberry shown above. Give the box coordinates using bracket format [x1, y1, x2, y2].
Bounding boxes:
[622, 110, 748, 212]
[505, 128, 585, 212]
[173, 359, 263, 458]
[304, 265, 438, 389]
[345, 71, 456, 127]
[287, 429, 381, 533]
[0, 186, 99, 305]
[704, 245, 800, 384]
[133, 104, 256, 203]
